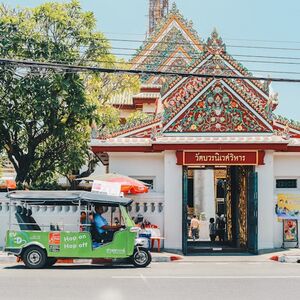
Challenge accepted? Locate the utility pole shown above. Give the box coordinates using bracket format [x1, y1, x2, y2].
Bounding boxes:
[149, 0, 169, 35]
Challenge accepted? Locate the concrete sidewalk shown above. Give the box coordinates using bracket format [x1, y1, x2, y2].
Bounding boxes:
[272, 249, 300, 263]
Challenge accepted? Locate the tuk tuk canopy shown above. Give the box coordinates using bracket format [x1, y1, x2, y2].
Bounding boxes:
[6, 191, 133, 207]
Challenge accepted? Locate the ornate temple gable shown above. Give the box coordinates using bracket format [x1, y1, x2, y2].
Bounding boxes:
[147, 46, 194, 85]
[161, 30, 277, 123]
[163, 30, 269, 101]
[163, 80, 273, 134]
[131, 3, 204, 82]
[106, 119, 162, 139]
[205, 29, 268, 96]
[274, 115, 300, 138]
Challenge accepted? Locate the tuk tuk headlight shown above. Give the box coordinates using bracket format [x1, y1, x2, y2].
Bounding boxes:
[130, 227, 140, 233]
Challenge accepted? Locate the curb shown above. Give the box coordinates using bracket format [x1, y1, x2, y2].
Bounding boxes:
[270, 255, 300, 263]
[0, 256, 18, 263]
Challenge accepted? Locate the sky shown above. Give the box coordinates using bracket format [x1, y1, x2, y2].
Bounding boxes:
[5, 0, 300, 120]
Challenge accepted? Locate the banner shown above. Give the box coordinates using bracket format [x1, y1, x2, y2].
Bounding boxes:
[276, 194, 300, 219]
[92, 180, 121, 196]
[283, 220, 298, 242]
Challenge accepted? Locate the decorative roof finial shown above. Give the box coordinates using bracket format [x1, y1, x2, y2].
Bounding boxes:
[262, 75, 272, 94]
[206, 28, 226, 53]
[171, 2, 177, 11]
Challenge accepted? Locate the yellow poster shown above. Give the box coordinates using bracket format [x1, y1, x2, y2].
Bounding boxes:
[276, 194, 300, 219]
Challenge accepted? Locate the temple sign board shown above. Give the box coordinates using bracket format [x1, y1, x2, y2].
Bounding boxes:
[176, 150, 265, 166]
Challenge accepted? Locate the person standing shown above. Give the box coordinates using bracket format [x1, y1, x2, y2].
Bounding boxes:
[209, 218, 216, 242]
[190, 215, 200, 241]
[216, 213, 226, 242]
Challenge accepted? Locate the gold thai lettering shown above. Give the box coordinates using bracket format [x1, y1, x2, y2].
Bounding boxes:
[192, 152, 251, 164]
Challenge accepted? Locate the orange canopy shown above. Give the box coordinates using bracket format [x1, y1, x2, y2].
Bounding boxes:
[79, 173, 149, 194]
[0, 179, 16, 190]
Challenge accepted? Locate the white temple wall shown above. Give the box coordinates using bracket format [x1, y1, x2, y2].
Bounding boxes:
[109, 152, 164, 193]
[109, 152, 165, 240]
[273, 153, 300, 248]
[163, 151, 182, 250]
[256, 151, 275, 250]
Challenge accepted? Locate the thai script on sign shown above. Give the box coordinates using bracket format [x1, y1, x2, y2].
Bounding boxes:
[195, 152, 246, 163]
[183, 151, 258, 165]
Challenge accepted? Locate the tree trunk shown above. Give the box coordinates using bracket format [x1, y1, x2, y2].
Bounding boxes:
[15, 158, 31, 187]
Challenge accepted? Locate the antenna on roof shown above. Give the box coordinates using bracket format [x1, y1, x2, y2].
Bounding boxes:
[148, 0, 169, 35]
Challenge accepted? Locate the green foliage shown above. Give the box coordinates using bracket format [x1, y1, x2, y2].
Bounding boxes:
[126, 111, 154, 127]
[0, 1, 114, 187]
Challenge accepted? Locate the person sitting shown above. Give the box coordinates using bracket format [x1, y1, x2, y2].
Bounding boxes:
[91, 205, 122, 244]
[80, 211, 91, 232]
[190, 215, 200, 241]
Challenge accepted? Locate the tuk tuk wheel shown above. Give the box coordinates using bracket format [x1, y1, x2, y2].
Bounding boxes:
[46, 257, 57, 267]
[131, 247, 151, 268]
[22, 246, 47, 269]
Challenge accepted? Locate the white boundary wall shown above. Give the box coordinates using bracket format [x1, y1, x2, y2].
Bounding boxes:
[256, 151, 275, 250]
[164, 151, 182, 250]
[273, 153, 300, 249]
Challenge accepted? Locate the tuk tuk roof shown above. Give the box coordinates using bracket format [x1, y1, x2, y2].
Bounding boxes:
[6, 191, 133, 207]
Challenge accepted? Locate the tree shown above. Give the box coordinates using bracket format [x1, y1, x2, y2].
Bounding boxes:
[85, 59, 140, 137]
[126, 111, 154, 127]
[0, 1, 113, 187]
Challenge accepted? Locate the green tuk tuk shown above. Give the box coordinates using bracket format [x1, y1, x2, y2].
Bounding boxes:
[4, 191, 151, 269]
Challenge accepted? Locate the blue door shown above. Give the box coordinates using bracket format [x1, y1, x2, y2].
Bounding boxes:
[182, 166, 188, 255]
[247, 171, 258, 254]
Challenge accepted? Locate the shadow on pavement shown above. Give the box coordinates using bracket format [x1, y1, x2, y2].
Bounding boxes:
[4, 264, 136, 270]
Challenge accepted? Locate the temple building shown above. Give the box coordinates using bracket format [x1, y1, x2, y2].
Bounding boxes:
[91, 3, 300, 254]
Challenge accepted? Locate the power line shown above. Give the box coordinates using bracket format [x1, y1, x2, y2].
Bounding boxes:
[102, 31, 300, 45]
[7, 55, 300, 76]
[92, 37, 300, 52]
[110, 51, 300, 66]
[2, 57, 300, 83]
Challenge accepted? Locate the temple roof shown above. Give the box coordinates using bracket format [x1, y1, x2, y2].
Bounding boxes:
[100, 5, 299, 143]
[131, 3, 204, 84]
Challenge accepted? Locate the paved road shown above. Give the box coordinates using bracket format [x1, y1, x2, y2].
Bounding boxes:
[0, 260, 300, 300]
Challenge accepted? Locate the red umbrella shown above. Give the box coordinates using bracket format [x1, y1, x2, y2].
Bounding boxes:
[0, 178, 16, 190]
[79, 173, 149, 194]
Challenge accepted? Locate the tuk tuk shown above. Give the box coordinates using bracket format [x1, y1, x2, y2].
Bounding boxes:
[4, 191, 152, 269]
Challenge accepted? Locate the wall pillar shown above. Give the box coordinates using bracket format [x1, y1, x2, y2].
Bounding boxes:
[256, 151, 274, 250]
[164, 151, 182, 250]
[193, 169, 215, 220]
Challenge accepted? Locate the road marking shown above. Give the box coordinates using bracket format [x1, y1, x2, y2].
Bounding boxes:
[248, 262, 262, 265]
[215, 262, 229, 265]
[112, 275, 300, 279]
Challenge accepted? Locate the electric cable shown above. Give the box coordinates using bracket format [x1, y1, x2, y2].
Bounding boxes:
[2, 57, 300, 83]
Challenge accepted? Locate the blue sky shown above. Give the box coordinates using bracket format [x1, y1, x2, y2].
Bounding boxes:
[6, 0, 300, 120]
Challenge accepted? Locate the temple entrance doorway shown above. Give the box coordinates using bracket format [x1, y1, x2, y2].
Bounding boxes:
[182, 166, 258, 254]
